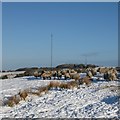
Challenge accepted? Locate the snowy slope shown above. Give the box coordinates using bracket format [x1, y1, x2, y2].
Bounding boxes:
[0, 76, 120, 118]
[0, 71, 25, 77]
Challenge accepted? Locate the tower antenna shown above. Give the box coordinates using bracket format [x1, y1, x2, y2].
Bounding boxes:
[51, 33, 53, 72]
[84, 55, 87, 67]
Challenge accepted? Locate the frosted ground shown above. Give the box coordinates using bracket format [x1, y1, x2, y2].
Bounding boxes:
[0, 73, 120, 118]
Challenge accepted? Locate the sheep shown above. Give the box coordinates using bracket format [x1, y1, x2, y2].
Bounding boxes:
[111, 73, 117, 80]
[49, 81, 61, 89]
[33, 71, 39, 78]
[52, 71, 57, 79]
[69, 73, 80, 80]
[91, 68, 97, 76]
[70, 69, 77, 73]
[103, 68, 118, 80]
[98, 67, 109, 74]
[64, 73, 70, 80]
[76, 75, 91, 86]
[104, 72, 109, 80]
[61, 70, 67, 76]
[96, 67, 118, 81]
[86, 71, 93, 78]
[67, 81, 78, 89]
[107, 69, 117, 80]
[41, 72, 52, 80]
[57, 71, 62, 80]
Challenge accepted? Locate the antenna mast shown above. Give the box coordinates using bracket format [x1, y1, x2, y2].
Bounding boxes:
[51, 33, 53, 72]
[85, 55, 88, 66]
[85, 55, 87, 66]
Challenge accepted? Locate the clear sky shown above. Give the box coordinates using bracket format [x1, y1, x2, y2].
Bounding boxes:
[2, 2, 118, 70]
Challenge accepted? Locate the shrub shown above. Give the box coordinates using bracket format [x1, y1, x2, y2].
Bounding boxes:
[1, 75, 8, 79]
[14, 73, 25, 78]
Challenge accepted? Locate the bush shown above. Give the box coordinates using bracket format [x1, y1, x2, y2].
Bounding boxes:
[1, 75, 8, 79]
[14, 73, 25, 78]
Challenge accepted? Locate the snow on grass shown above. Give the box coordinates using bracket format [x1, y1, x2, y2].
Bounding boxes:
[1, 76, 53, 97]
[0, 71, 25, 77]
[0, 76, 120, 118]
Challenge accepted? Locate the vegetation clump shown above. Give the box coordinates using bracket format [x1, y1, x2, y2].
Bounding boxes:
[1, 75, 8, 79]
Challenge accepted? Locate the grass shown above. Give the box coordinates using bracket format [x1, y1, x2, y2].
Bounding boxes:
[7, 100, 14, 107]
[18, 90, 28, 101]
[3, 90, 29, 107]
[29, 91, 41, 96]
[100, 85, 120, 89]
[59, 83, 69, 89]
[5, 95, 21, 107]
[0, 75, 8, 79]
[3, 79, 92, 107]
[49, 81, 61, 89]
[38, 86, 49, 94]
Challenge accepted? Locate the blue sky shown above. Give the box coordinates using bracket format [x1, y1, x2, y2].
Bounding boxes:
[2, 2, 118, 70]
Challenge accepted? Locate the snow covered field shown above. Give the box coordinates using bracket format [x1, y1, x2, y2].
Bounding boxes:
[0, 71, 25, 77]
[0, 75, 120, 118]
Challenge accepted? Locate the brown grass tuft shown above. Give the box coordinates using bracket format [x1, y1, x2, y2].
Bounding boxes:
[59, 83, 68, 89]
[49, 81, 61, 88]
[38, 86, 49, 94]
[67, 81, 78, 88]
[7, 99, 14, 107]
[13, 95, 21, 105]
[6, 95, 21, 107]
[18, 90, 28, 101]
[83, 76, 91, 86]
[29, 91, 41, 96]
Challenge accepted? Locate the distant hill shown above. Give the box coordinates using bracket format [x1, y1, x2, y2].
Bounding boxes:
[116, 67, 120, 72]
[15, 64, 99, 72]
[56, 64, 98, 69]
[15, 67, 38, 71]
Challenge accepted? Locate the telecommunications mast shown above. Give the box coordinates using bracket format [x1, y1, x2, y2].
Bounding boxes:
[51, 33, 53, 72]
